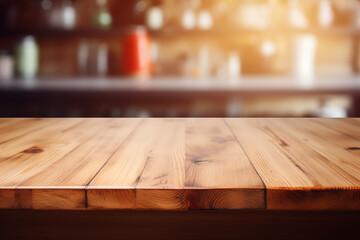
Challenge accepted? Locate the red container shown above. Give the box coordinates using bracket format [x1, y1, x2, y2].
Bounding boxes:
[122, 26, 151, 76]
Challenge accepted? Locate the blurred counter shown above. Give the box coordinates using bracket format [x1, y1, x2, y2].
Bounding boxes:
[0, 76, 358, 117]
[1, 76, 360, 95]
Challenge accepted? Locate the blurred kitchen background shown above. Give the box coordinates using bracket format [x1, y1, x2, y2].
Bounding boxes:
[0, 0, 360, 117]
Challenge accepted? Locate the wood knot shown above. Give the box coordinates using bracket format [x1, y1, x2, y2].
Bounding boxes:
[192, 158, 211, 164]
[22, 146, 44, 154]
[347, 147, 360, 151]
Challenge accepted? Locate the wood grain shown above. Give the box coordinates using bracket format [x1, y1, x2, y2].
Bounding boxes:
[3, 188, 86, 210]
[0, 118, 141, 209]
[274, 119, 360, 182]
[0, 118, 28, 129]
[88, 118, 265, 210]
[0, 118, 96, 209]
[0, 119, 90, 186]
[268, 188, 360, 210]
[313, 118, 360, 140]
[88, 119, 187, 210]
[19, 119, 141, 187]
[0, 118, 59, 144]
[226, 118, 360, 210]
[311, 118, 360, 156]
[0, 118, 360, 210]
[185, 118, 264, 209]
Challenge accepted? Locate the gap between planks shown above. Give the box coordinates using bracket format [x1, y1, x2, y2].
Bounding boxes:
[1, 118, 360, 210]
[85, 118, 265, 210]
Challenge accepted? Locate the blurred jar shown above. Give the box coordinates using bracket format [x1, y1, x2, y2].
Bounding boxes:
[146, 2, 164, 30]
[93, 0, 112, 29]
[62, 0, 77, 29]
[0, 51, 14, 83]
[15, 36, 39, 80]
[318, 0, 334, 27]
[97, 43, 109, 77]
[260, 39, 276, 57]
[197, 45, 210, 79]
[197, 10, 213, 30]
[227, 52, 241, 82]
[181, 9, 196, 30]
[150, 41, 160, 75]
[122, 27, 151, 77]
[47, 0, 76, 29]
[134, 0, 147, 17]
[292, 34, 317, 86]
[77, 40, 109, 77]
[41, 0, 53, 26]
[180, 0, 200, 30]
[77, 40, 90, 75]
[288, 0, 308, 28]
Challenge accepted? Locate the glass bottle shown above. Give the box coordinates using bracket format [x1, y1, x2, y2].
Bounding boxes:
[93, 0, 112, 29]
[15, 36, 39, 80]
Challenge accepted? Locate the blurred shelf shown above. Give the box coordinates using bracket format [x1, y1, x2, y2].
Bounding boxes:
[151, 27, 360, 37]
[0, 28, 129, 38]
[1, 27, 360, 38]
[1, 76, 360, 98]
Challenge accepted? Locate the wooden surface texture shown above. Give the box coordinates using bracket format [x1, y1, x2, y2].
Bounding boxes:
[0, 118, 359, 210]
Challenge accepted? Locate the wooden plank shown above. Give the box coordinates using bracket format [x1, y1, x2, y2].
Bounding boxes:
[0, 119, 85, 187]
[19, 119, 141, 210]
[226, 119, 314, 188]
[311, 118, 360, 151]
[135, 119, 186, 210]
[0, 118, 359, 210]
[260, 118, 360, 187]
[276, 119, 360, 181]
[5, 188, 86, 210]
[0, 118, 83, 161]
[310, 119, 360, 159]
[88, 118, 265, 210]
[268, 188, 360, 210]
[185, 118, 264, 209]
[0, 118, 28, 129]
[0, 118, 59, 144]
[338, 118, 360, 127]
[19, 119, 141, 187]
[266, 118, 360, 210]
[320, 118, 360, 139]
[0, 118, 141, 210]
[226, 118, 360, 210]
[0, 119, 106, 209]
[88, 119, 187, 210]
[0, 119, 91, 187]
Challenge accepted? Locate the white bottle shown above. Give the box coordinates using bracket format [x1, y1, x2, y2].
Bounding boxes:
[181, 9, 196, 30]
[97, 43, 108, 77]
[318, 0, 334, 27]
[260, 39, 276, 57]
[289, 0, 308, 28]
[15, 36, 39, 80]
[62, 0, 76, 29]
[146, 7, 164, 30]
[292, 34, 317, 86]
[228, 52, 241, 82]
[197, 10, 213, 30]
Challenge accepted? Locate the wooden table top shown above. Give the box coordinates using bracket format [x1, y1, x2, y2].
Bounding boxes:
[0, 118, 359, 210]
